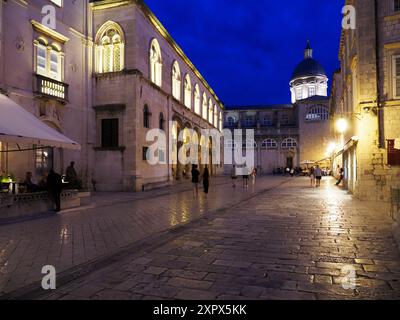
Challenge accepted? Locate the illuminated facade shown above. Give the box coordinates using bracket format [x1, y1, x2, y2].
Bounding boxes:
[330, 0, 400, 202]
[224, 43, 331, 174]
[290, 41, 329, 103]
[0, 0, 224, 192]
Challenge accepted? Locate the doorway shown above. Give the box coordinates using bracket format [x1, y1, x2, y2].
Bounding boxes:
[286, 157, 293, 169]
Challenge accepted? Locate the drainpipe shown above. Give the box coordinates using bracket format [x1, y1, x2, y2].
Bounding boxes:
[374, 0, 385, 148]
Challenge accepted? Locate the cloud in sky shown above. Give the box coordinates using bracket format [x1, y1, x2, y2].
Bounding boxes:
[145, 0, 344, 106]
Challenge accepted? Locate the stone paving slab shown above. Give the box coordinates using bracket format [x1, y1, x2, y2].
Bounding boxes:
[5, 177, 400, 300]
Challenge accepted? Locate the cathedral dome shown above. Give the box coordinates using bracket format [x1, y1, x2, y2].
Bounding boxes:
[291, 58, 327, 81]
[291, 41, 326, 81]
[289, 41, 328, 103]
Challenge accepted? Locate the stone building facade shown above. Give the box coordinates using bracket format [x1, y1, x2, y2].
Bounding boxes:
[330, 0, 400, 202]
[0, 0, 224, 192]
[224, 43, 331, 174]
[0, 0, 92, 186]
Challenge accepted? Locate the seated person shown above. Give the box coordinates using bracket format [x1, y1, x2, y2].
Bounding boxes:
[65, 162, 82, 189]
[24, 172, 40, 193]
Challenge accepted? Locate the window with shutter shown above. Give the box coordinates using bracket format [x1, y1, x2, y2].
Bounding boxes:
[388, 140, 400, 166]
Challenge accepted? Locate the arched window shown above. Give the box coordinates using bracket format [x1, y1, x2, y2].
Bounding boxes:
[243, 140, 257, 149]
[208, 99, 213, 124]
[202, 93, 208, 120]
[262, 139, 278, 149]
[35, 37, 64, 81]
[224, 140, 237, 149]
[214, 105, 218, 127]
[150, 39, 162, 87]
[172, 61, 181, 101]
[227, 116, 236, 127]
[159, 113, 165, 130]
[305, 105, 329, 121]
[95, 22, 124, 74]
[143, 105, 151, 128]
[219, 111, 223, 131]
[194, 84, 200, 115]
[184, 74, 192, 109]
[282, 138, 297, 149]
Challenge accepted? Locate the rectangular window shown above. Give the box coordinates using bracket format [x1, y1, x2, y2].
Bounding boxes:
[158, 149, 165, 163]
[35, 147, 53, 176]
[244, 117, 254, 127]
[388, 140, 400, 166]
[281, 114, 290, 125]
[50, 51, 60, 81]
[37, 45, 47, 76]
[142, 147, 149, 161]
[309, 86, 316, 97]
[101, 119, 119, 148]
[36, 44, 63, 82]
[394, 55, 400, 98]
[296, 87, 303, 100]
[263, 115, 272, 126]
[395, 0, 400, 12]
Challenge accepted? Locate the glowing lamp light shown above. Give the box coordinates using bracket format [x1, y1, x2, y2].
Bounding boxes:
[327, 142, 337, 155]
[336, 118, 348, 134]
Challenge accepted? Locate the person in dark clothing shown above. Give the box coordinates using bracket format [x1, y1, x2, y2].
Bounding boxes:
[336, 168, 344, 186]
[191, 165, 200, 197]
[65, 161, 81, 189]
[47, 169, 63, 212]
[203, 165, 210, 195]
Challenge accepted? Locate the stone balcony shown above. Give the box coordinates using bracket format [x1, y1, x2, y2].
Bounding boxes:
[34, 74, 69, 103]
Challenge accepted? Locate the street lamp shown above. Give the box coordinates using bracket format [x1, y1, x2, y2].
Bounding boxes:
[336, 118, 348, 134]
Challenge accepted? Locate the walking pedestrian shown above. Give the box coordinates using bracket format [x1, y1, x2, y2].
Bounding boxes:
[243, 167, 250, 189]
[251, 168, 257, 186]
[309, 166, 315, 187]
[191, 165, 200, 197]
[47, 169, 63, 212]
[336, 165, 341, 179]
[290, 168, 295, 177]
[314, 165, 323, 187]
[231, 165, 237, 188]
[203, 165, 210, 196]
[336, 168, 344, 186]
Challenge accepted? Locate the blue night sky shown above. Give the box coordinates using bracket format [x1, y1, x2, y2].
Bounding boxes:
[145, 0, 344, 106]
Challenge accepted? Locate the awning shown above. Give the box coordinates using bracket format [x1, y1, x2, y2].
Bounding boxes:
[0, 94, 80, 150]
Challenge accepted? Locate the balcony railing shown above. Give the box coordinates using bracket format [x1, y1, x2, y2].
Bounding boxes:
[34, 74, 69, 103]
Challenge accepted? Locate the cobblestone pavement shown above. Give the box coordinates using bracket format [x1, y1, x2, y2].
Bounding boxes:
[10, 176, 400, 300]
[0, 176, 288, 295]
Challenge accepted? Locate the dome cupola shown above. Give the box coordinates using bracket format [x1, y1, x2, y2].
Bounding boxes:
[290, 41, 328, 103]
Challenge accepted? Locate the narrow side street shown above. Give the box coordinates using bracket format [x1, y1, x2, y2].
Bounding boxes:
[3, 177, 400, 300]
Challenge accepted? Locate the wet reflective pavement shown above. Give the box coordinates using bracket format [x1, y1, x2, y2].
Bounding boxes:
[2, 177, 400, 300]
[0, 176, 287, 296]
